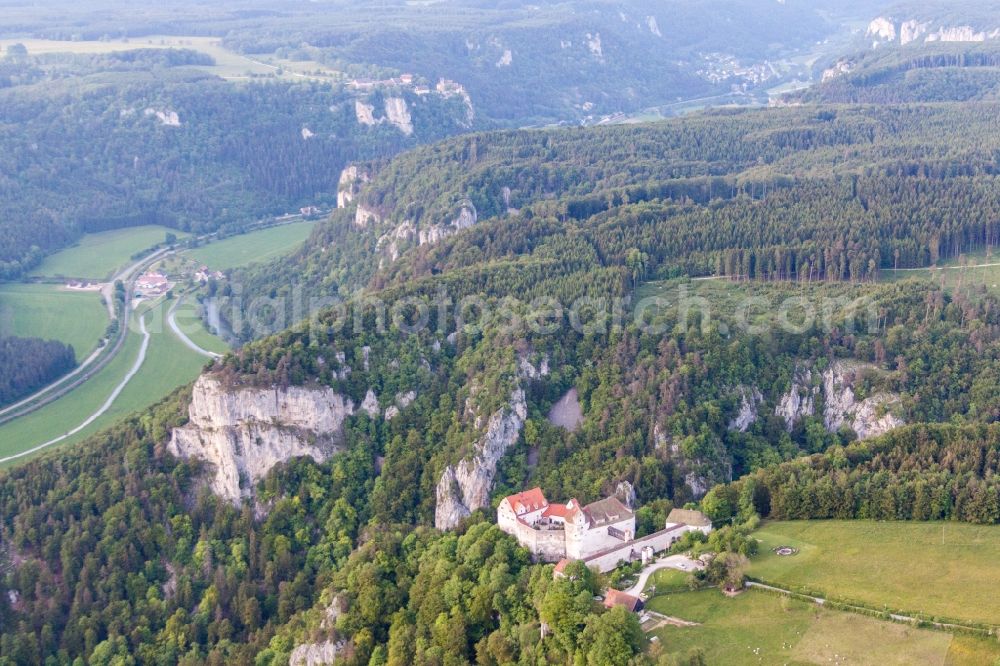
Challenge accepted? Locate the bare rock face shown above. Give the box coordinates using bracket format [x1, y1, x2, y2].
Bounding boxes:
[354, 100, 377, 126]
[822, 360, 904, 440]
[337, 165, 370, 208]
[289, 641, 345, 666]
[360, 389, 380, 417]
[168, 376, 355, 503]
[614, 480, 637, 510]
[434, 389, 527, 530]
[383, 97, 413, 135]
[775, 364, 817, 430]
[354, 204, 381, 228]
[728, 386, 763, 432]
[417, 205, 478, 247]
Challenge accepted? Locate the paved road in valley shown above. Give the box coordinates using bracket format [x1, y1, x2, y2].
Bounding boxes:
[168, 295, 221, 359]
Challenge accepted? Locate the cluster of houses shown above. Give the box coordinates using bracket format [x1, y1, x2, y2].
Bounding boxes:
[347, 73, 467, 99]
[135, 272, 171, 298]
[193, 266, 224, 284]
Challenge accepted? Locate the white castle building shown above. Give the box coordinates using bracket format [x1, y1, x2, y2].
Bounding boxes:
[497, 487, 713, 572]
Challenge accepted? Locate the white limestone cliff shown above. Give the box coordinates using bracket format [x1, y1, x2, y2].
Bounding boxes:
[822, 360, 904, 440]
[337, 165, 370, 209]
[434, 389, 527, 529]
[867, 16, 1000, 47]
[167, 376, 355, 503]
[289, 641, 345, 666]
[144, 108, 181, 126]
[354, 204, 381, 228]
[728, 387, 763, 432]
[384, 97, 413, 135]
[775, 364, 817, 430]
[354, 100, 377, 126]
[867, 17, 897, 43]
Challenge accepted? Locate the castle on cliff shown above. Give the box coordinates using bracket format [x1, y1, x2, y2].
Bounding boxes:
[497, 487, 712, 572]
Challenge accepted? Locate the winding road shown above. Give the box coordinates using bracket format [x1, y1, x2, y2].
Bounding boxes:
[623, 555, 704, 597]
[0, 315, 152, 465]
[168, 296, 222, 359]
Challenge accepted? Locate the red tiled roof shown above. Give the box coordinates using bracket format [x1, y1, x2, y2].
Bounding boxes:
[505, 487, 547, 514]
[603, 589, 642, 612]
[553, 559, 570, 574]
[542, 503, 569, 518]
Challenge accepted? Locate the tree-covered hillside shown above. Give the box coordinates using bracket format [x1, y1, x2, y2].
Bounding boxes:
[0, 49, 470, 278]
[226, 103, 1000, 338]
[6, 96, 1000, 661]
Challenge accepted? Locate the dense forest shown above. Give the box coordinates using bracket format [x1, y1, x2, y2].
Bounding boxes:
[704, 423, 1000, 524]
[227, 103, 1000, 338]
[802, 44, 1000, 104]
[0, 337, 76, 406]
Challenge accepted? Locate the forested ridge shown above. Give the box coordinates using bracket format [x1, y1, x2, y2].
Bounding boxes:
[0, 49, 470, 278]
[229, 103, 1000, 337]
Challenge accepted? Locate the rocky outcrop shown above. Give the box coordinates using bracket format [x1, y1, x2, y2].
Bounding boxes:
[775, 364, 817, 430]
[434, 389, 527, 529]
[384, 390, 416, 420]
[144, 108, 180, 126]
[647, 16, 661, 37]
[615, 480, 637, 509]
[337, 165, 370, 209]
[360, 389, 380, 417]
[354, 100, 377, 126]
[822, 360, 904, 440]
[417, 205, 478, 246]
[867, 17, 897, 43]
[585, 32, 603, 59]
[289, 641, 345, 666]
[384, 97, 413, 135]
[867, 16, 1000, 46]
[772, 360, 904, 440]
[167, 376, 354, 504]
[355, 97, 413, 135]
[354, 204, 381, 228]
[728, 387, 763, 432]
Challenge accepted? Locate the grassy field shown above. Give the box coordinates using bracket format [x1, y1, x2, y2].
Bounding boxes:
[0, 283, 108, 355]
[750, 521, 1000, 625]
[646, 588, 999, 665]
[28, 225, 184, 279]
[183, 221, 315, 270]
[0, 298, 208, 464]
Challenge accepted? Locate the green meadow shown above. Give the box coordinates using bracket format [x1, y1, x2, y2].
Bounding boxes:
[183, 221, 315, 270]
[0, 283, 108, 355]
[645, 588, 999, 665]
[750, 520, 1000, 626]
[28, 225, 184, 279]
